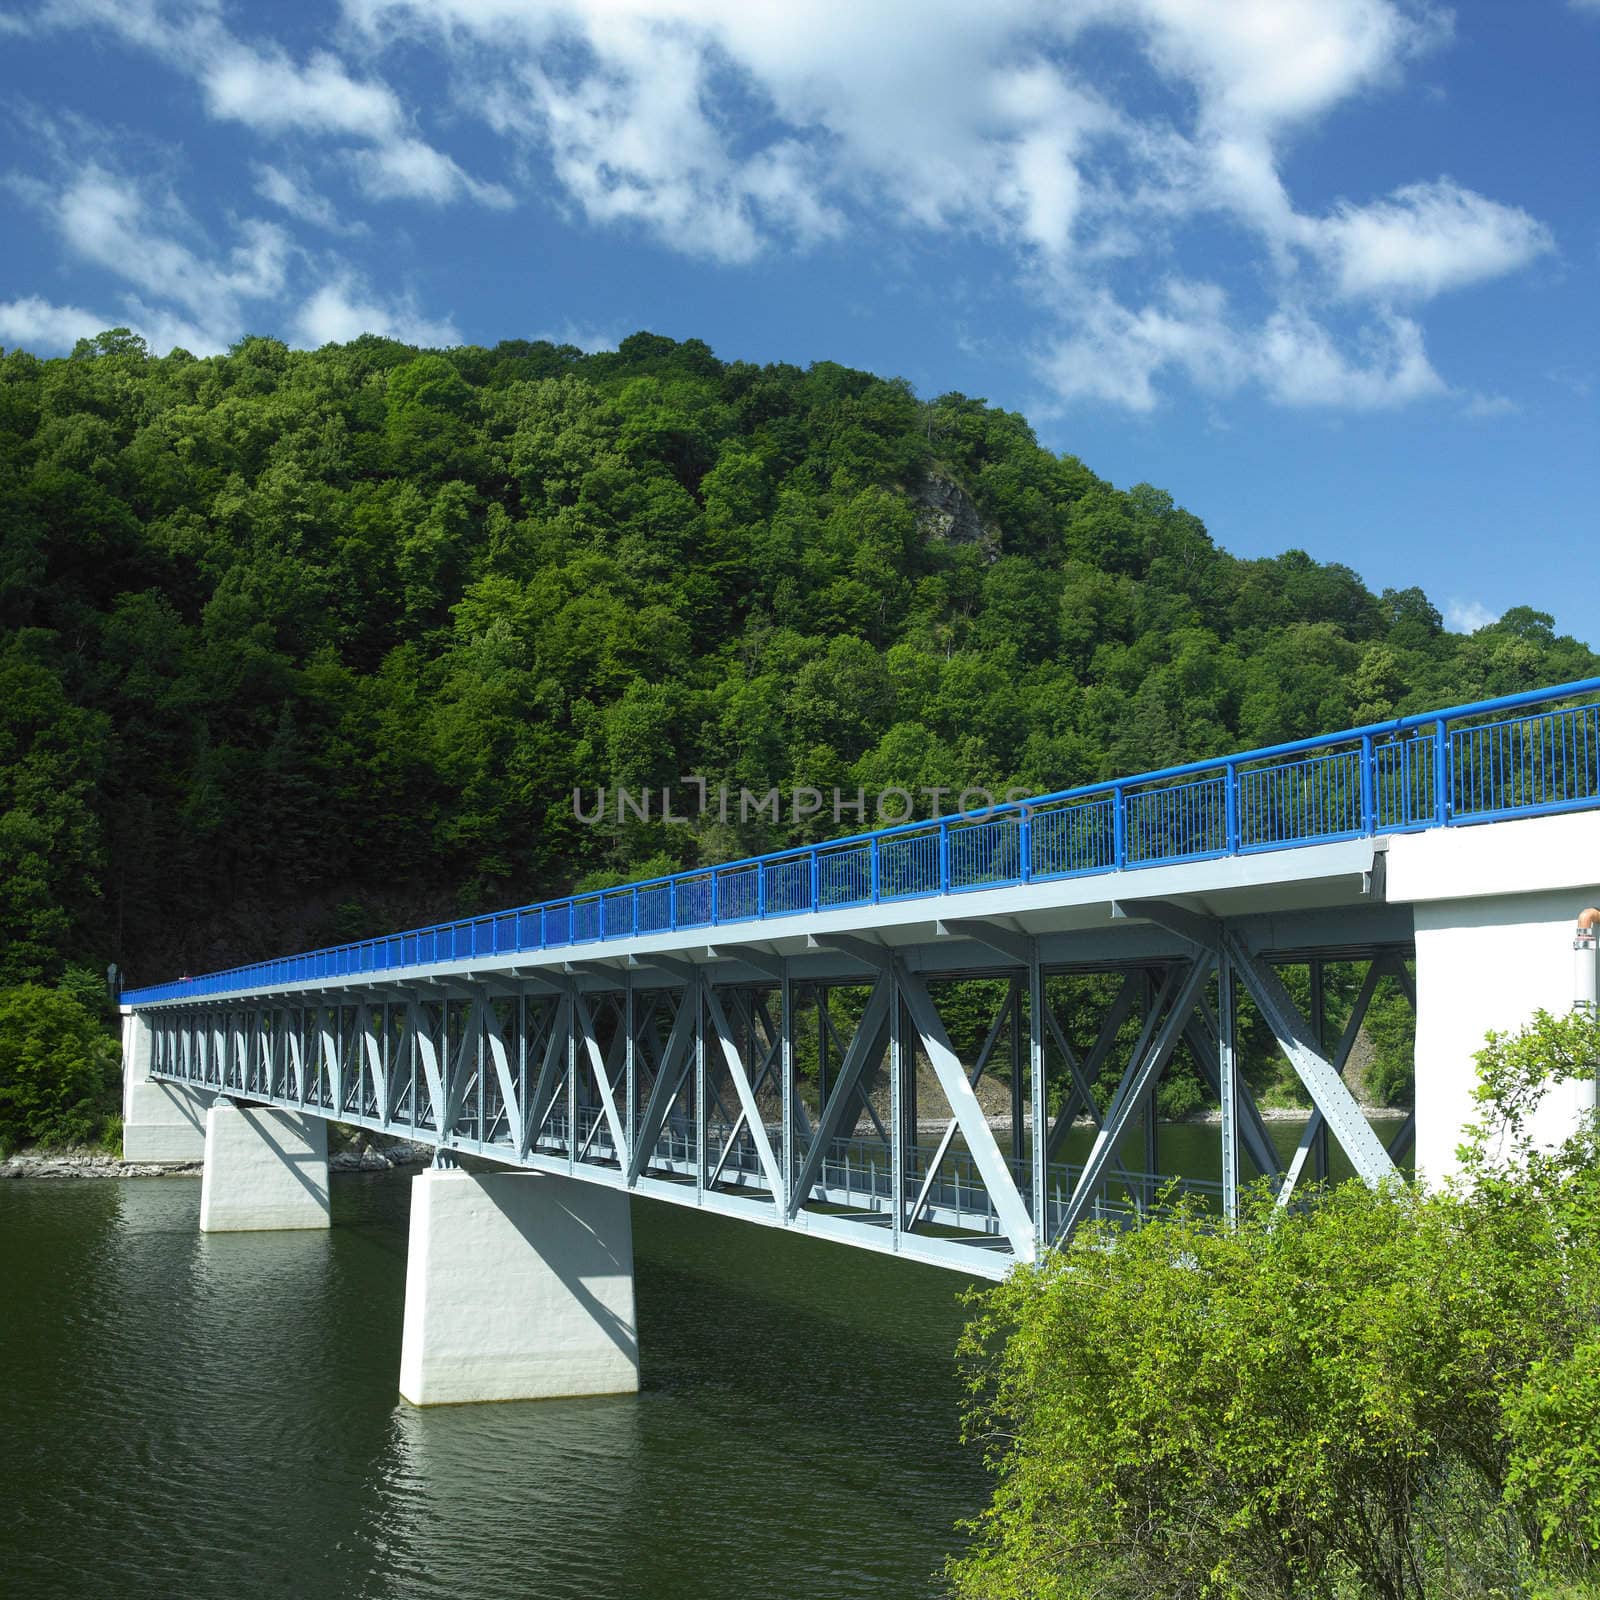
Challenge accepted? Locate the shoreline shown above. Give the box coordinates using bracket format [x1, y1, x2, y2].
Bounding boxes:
[0, 1140, 434, 1181]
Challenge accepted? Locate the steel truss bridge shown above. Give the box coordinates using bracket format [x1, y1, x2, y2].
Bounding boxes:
[124, 679, 1600, 1278]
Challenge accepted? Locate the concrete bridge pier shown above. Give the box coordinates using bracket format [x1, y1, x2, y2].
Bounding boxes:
[199, 1101, 331, 1231]
[399, 1163, 639, 1406]
[121, 1010, 213, 1163]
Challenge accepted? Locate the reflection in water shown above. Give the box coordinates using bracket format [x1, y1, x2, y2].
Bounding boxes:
[5, 1120, 1402, 1598]
[1, 1171, 979, 1600]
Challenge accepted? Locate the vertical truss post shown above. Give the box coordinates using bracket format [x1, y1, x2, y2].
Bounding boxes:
[624, 973, 636, 1168]
[1219, 952, 1239, 1222]
[565, 993, 578, 1173]
[475, 1015, 486, 1144]
[319, 1006, 340, 1113]
[517, 992, 527, 1110]
[380, 1003, 392, 1119]
[1009, 981, 1024, 1171]
[1028, 942, 1046, 1252]
[1310, 958, 1329, 1182]
[1139, 975, 1159, 1210]
[694, 973, 707, 1202]
[816, 985, 829, 1109]
[1143, 1081, 1158, 1215]
[780, 966, 795, 1215]
[890, 967, 904, 1245]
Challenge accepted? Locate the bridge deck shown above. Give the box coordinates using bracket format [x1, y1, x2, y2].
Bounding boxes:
[123, 678, 1600, 1009]
[124, 680, 1600, 1276]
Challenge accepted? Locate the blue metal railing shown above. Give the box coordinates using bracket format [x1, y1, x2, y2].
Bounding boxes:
[122, 677, 1600, 1005]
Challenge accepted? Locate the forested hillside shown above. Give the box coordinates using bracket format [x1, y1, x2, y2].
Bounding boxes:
[1, 327, 1593, 1138]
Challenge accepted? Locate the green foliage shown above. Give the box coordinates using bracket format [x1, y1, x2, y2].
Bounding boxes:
[0, 983, 121, 1153]
[1463, 1008, 1600, 1154]
[0, 322, 1592, 1048]
[950, 1010, 1600, 1600]
[1504, 1339, 1600, 1561]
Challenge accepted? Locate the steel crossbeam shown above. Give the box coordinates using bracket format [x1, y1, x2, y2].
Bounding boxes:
[1222, 932, 1397, 1187]
[1275, 953, 1411, 1204]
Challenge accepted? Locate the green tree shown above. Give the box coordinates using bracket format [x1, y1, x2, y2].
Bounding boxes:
[950, 1010, 1600, 1600]
[0, 983, 121, 1152]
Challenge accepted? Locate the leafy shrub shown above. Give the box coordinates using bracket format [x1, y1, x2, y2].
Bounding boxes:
[0, 983, 121, 1153]
[949, 1010, 1600, 1600]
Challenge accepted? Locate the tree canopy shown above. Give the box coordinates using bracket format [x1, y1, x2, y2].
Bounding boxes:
[0, 327, 1592, 1109]
[949, 1011, 1600, 1600]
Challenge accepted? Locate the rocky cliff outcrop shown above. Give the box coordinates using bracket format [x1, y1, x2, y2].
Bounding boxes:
[909, 466, 1000, 559]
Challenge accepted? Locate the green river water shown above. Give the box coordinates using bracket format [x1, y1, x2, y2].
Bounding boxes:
[1, 1116, 1400, 1600]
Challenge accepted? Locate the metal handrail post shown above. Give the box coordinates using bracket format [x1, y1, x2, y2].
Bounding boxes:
[1361, 733, 1376, 833]
[1433, 717, 1450, 825]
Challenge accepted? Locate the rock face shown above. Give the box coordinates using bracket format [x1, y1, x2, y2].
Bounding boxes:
[0, 1148, 202, 1179]
[331, 1141, 433, 1172]
[910, 467, 999, 559]
[0, 1138, 431, 1179]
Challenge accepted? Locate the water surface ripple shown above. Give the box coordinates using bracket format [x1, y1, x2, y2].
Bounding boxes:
[1, 1174, 984, 1600]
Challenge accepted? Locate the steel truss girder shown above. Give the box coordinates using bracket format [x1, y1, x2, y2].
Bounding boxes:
[1117, 899, 1399, 1189]
[1056, 959, 1215, 1243]
[139, 912, 1417, 1276]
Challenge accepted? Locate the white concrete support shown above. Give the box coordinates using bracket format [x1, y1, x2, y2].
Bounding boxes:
[1388, 813, 1600, 1184]
[121, 1009, 213, 1163]
[399, 1167, 639, 1406]
[198, 1101, 330, 1231]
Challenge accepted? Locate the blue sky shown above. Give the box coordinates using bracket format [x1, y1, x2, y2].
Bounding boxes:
[1, 0, 1596, 640]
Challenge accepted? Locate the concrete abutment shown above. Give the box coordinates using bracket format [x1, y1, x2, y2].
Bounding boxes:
[120, 1010, 214, 1163]
[1388, 813, 1600, 1184]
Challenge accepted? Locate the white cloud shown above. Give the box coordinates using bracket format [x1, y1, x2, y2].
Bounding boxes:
[1462, 391, 1518, 418]
[202, 46, 402, 139]
[350, 138, 513, 207]
[26, 2, 509, 210]
[335, 0, 1535, 411]
[10, 122, 463, 355]
[0, 293, 221, 356]
[0, 294, 113, 351]
[253, 163, 359, 233]
[1446, 600, 1500, 634]
[1036, 280, 1445, 411]
[1116, 0, 1447, 131]
[1257, 306, 1443, 407]
[12, 0, 1551, 411]
[1319, 180, 1553, 300]
[9, 141, 309, 352]
[532, 319, 617, 353]
[294, 275, 459, 347]
[45, 164, 288, 342]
